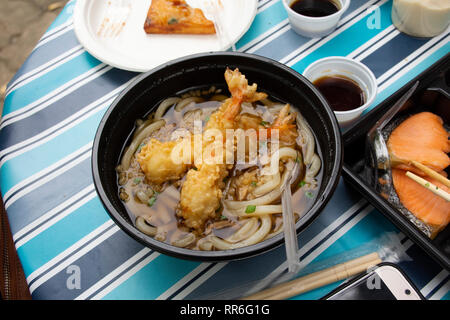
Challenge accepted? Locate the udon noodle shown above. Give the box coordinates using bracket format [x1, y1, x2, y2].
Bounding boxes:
[116, 68, 322, 251]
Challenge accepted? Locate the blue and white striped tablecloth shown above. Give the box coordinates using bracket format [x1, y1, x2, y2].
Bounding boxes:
[1, 0, 449, 300]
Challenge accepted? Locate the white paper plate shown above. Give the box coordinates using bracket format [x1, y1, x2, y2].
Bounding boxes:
[73, 0, 257, 72]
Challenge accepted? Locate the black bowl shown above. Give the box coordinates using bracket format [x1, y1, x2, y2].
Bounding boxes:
[92, 52, 343, 262]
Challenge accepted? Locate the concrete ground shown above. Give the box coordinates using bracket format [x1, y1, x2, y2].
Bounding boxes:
[0, 0, 67, 117]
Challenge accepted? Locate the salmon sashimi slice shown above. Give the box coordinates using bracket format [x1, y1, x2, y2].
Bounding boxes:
[392, 168, 450, 235]
[388, 112, 450, 173]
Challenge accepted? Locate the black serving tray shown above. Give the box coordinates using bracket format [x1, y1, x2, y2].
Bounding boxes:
[343, 53, 450, 271]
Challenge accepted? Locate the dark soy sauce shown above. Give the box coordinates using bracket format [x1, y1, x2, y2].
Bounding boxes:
[313, 75, 365, 111]
[290, 0, 340, 17]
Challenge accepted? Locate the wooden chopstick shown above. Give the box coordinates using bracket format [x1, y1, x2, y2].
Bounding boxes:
[390, 153, 450, 188]
[410, 161, 450, 188]
[405, 171, 450, 202]
[241, 252, 382, 300]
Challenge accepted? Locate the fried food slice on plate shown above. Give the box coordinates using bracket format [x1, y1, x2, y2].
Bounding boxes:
[144, 0, 216, 34]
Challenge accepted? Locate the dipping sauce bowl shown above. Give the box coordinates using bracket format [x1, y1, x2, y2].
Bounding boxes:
[282, 0, 350, 38]
[303, 56, 378, 128]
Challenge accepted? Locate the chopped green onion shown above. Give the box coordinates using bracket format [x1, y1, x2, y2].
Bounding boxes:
[251, 181, 257, 187]
[134, 178, 142, 184]
[295, 157, 301, 163]
[220, 215, 227, 220]
[193, 167, 198, 171]
[425, 183, 430, 188]
[148, 196, 157, 207]
[205, 115, 210, 122]
[298, 181, 306, 188]
[245, 205, 256, 214]
[168, 18, 178, 24]
[260, 120, 269, 127]
[136, 143, 146, 153]
[305, 191, 314, 199]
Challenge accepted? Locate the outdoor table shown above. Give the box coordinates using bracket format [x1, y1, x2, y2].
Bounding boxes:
[1, 0, 449, 300]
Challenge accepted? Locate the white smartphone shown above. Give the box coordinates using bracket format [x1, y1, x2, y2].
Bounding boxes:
[324, 263, 423, 300]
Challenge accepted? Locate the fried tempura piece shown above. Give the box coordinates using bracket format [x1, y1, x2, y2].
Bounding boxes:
[205, 68, 268, 132]
[179, 68, 267, 232]
[179, 163, 228, 230]
[268, 104, 298, 146]
[137, 138, 190, 185]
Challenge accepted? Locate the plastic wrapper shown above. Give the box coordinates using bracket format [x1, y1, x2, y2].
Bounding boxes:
[193, 232, 411, 300]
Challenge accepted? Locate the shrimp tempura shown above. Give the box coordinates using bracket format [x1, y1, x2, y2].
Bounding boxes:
[178, 69, 267, 231]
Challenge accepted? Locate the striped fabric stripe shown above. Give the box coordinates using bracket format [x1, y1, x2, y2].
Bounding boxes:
[0, 0, 448, 300]
[6, 21, 79, 91]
